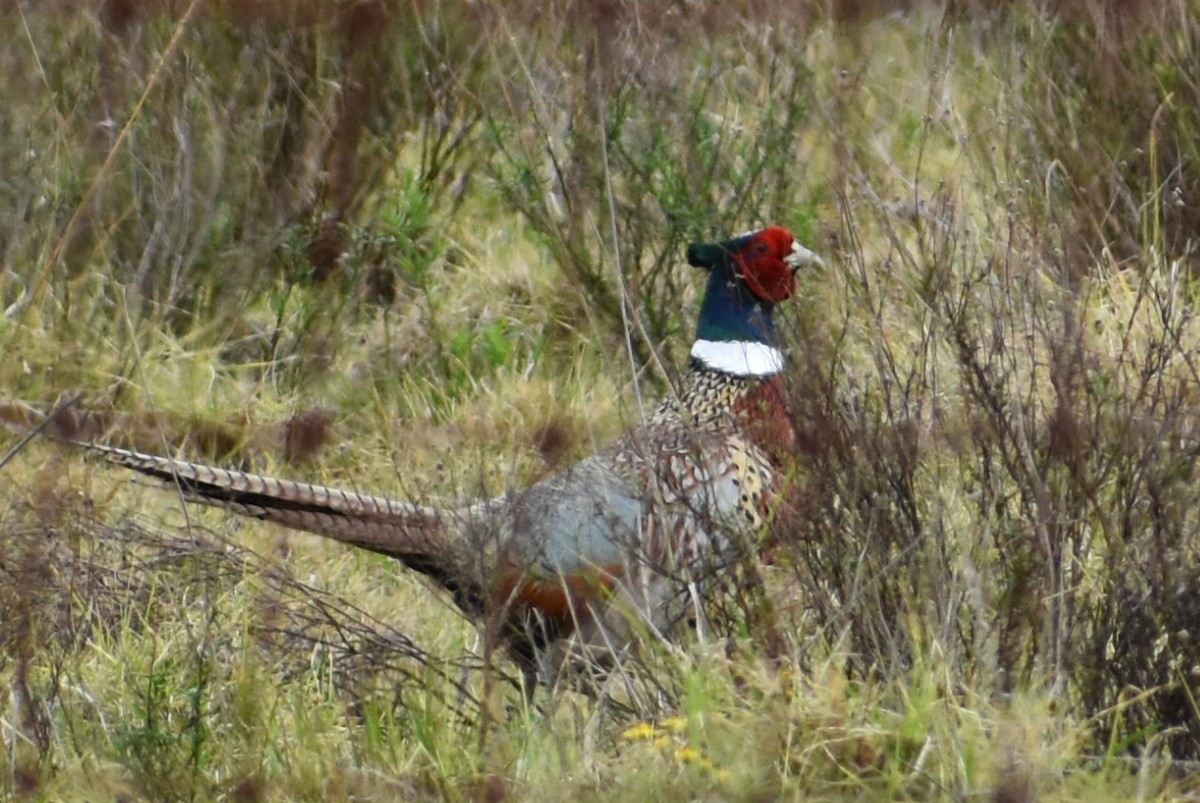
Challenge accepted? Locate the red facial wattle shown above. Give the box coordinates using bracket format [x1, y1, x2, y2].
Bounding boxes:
[737, 226, 796, 303]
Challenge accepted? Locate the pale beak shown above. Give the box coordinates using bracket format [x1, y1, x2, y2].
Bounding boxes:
[786, 240, 825, 272]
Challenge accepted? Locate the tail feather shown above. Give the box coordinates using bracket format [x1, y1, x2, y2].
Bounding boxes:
[87, 443, 457, 570]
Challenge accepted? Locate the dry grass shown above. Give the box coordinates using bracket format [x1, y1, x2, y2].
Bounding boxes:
[3, 0, 1200, 799]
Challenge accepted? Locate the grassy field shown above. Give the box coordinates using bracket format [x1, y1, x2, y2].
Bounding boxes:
[3, 0, 1200, 799]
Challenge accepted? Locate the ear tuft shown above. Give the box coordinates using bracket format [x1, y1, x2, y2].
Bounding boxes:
[687, 242, 723, 269]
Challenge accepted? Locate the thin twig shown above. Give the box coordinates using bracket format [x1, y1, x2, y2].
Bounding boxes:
[0, 392, 83, 472]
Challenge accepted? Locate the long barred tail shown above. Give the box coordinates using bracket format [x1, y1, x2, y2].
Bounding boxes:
[87, 443, 453, 567]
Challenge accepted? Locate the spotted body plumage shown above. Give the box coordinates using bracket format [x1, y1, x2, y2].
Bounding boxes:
[72, 226, 819, 690]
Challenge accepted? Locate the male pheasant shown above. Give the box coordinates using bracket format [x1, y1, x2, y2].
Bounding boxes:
[78, 226, 815, 689]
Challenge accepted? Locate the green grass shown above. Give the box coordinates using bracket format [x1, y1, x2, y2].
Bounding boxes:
[4, 0, 1200, 799]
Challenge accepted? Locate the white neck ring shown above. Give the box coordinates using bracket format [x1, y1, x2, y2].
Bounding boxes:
[690, 339, 784, 377]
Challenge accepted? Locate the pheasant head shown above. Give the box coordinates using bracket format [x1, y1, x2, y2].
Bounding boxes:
[686, 226, 815, 377]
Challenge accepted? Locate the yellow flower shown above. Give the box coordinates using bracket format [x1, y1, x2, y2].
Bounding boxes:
[621, 722, 661, 741]
[662, 716, 688, 733]
[674, 747, 701, 763]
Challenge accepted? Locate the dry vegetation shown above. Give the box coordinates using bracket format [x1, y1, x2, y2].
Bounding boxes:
[3, 0, 1200, 799]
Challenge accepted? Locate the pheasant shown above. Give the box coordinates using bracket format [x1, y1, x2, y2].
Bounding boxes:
[70, 226, 815, 689]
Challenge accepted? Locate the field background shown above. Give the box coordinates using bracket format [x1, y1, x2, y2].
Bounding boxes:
[3, 0, 1200, 799]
